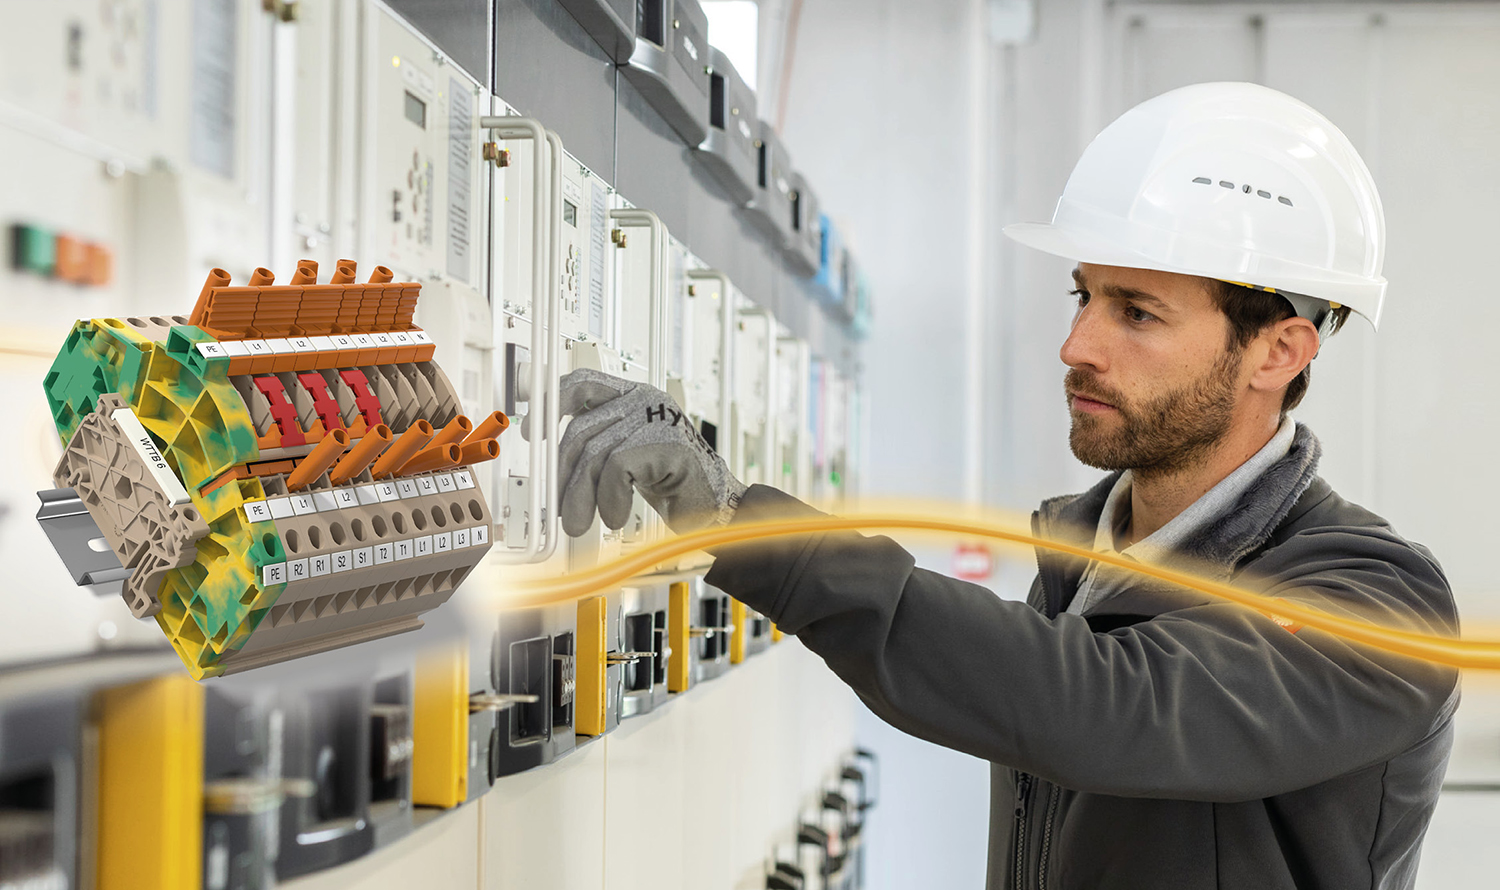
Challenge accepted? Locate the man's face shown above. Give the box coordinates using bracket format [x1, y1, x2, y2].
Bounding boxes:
[1062, 264, 1248, 478]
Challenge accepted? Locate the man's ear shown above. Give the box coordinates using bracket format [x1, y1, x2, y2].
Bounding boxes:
[1248, 316, 1319, 394]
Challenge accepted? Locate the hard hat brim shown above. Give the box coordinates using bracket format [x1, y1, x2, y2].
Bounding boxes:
[1003, 221, 1163, 275]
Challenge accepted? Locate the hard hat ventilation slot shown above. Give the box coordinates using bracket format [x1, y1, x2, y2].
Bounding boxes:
[1192, 177, 1294, 207]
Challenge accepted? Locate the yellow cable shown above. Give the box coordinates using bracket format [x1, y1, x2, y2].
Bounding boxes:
[509, 514, 1497, 670]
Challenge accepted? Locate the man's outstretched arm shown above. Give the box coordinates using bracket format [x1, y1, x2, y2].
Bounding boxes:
[539, 369, 1459, 801]
[707, 484, 1459, 801]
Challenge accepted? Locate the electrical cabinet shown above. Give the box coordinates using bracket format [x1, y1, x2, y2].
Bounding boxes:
[673, 264, 733, 463]
[807, 361, 855, 509]
[664, 577, 734, 691]
[367, 2, 494, 486]
[616, 584, 673, 719]
[775, 334, 813, 500]
[843, 255, 872, 336]
[487, 604, 579, 776]
[733, 298, 776, 486]
[484, 109, 570, 568]
[813, 215, 846, 308]
[806, 358, 838, 507]
[556, 0, 637, 63]
[281, 0, 352, 276]
[696, 47, 758, 205]
[486, 111, 622, 573]
[556, 151, 629, 573]
[743, 120, 795, 244]
[0, 0, 274, 296]
[201, 684, 279, 890]
[624, 0, 712, 146]
[271, 667, 418, 880]
[365, 5, 486, 287]
[785, 174, 822, 278]
[1, 1, 869, 886]
[0, 690, 85, 890]
[605, 197, 672, 554]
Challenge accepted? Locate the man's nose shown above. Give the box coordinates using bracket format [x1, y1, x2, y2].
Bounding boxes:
[1060, 303, 1109, 372]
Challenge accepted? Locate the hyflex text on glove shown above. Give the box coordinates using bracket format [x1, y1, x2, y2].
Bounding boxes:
[524, 368, 746, 536]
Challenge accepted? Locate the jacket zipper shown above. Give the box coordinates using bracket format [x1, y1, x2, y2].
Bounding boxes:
[1036, 781, 1059, 890]
[1013, 772, 1032, 889]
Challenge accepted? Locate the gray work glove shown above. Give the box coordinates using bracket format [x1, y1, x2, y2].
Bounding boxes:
[523, 368, 746, 537]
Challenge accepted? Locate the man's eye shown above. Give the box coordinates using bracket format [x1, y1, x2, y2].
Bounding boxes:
[1124, 305, 1156, 323]
[1069, 288, 1089, 307]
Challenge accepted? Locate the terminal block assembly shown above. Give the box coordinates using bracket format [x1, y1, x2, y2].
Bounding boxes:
[39, 261, 505, 679]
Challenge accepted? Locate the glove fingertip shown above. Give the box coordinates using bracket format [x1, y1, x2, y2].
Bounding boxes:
[599, 498, 631, 531]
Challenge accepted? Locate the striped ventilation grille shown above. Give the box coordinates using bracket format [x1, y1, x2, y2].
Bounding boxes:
[1193, 176, 1293, 207]
[447, 78, 472, 282]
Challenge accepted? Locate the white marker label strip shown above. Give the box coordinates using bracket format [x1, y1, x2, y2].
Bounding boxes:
[110, 407, 191, 506]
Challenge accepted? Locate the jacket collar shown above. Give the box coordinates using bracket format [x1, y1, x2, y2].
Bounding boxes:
[1033, 423, 1323, 615]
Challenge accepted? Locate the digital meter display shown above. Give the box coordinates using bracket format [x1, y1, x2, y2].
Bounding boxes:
[404, 91, 426, 128]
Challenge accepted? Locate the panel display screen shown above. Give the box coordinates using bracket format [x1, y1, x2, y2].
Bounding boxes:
[404, 90, 426, 128]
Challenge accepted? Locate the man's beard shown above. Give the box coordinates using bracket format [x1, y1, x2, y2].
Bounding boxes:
[1065, 349, 1243, 479]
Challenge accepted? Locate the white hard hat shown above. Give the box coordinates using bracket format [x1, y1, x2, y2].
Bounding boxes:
[1005, 82, 1387, 329]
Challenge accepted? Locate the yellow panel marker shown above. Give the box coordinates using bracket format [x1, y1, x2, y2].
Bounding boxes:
[95, 675, 203, 890]
[771, 624, 785, 644]
[669, 582, 692, 693]
[730, 600, 749, 664]
[412, 645, 468, 809]
[575, 595, 608, 736]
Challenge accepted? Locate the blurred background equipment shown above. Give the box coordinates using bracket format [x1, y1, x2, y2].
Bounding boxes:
[0, 0, 867, 888]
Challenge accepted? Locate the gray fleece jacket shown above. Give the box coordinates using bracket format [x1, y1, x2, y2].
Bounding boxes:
[703, 425, 1461, 889]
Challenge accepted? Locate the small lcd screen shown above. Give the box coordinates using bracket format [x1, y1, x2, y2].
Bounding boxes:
[562, 200, 577, 228]
[404, 91, 426, 128]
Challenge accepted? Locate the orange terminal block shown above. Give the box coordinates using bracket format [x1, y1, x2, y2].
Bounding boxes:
[463, 411, 510, 445]
[427, 415, 473, 451]
[188, 268, 233, 333]
[456, 438, 499, 466]
[328, 424, 393, 485]
[399, 442, 461, 475]
[371, 420, 435, 478]
[286, 428, 349, 492]
[290, 259, 319, 284]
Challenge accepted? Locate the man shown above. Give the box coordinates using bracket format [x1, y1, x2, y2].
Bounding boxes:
[540, 83, 1459, 889]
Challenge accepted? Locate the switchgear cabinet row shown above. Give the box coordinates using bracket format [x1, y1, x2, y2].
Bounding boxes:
[0, 2, 871, 890]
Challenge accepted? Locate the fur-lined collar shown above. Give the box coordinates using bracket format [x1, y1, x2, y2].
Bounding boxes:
[1034, 424, 1323, 605]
